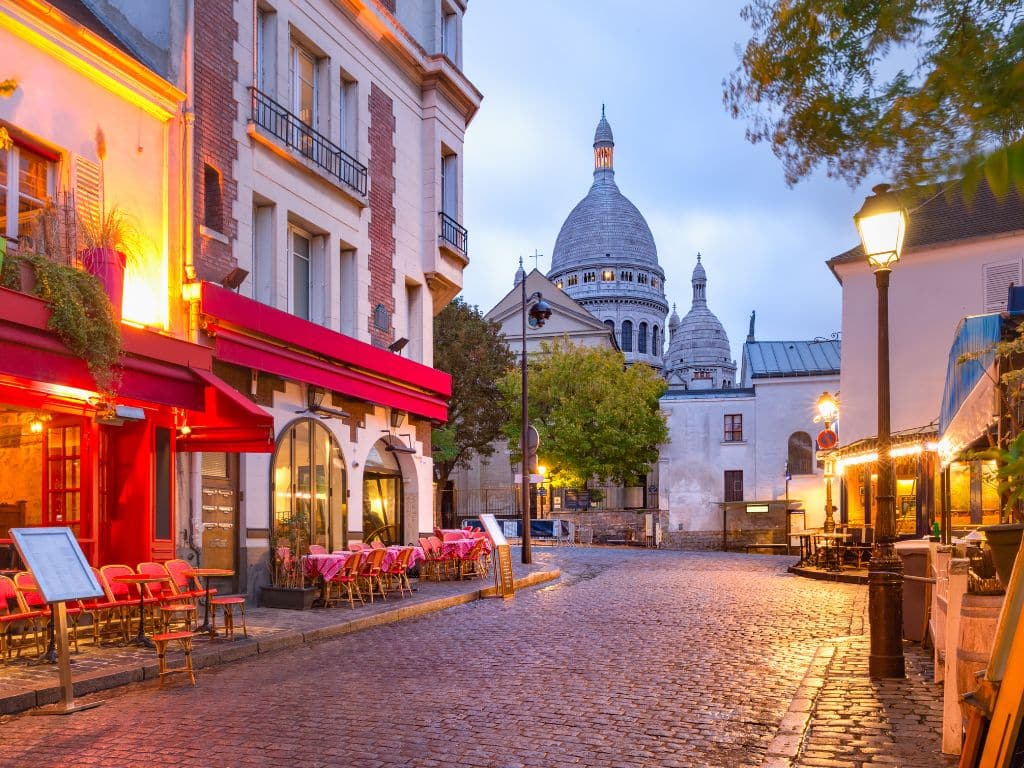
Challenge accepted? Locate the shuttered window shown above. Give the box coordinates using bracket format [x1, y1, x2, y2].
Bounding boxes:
[984, 261, 1022, 312]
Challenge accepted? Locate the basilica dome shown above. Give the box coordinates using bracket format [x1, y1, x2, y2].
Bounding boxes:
[664, 255, 737, 389]
[547, 108, 668, 369]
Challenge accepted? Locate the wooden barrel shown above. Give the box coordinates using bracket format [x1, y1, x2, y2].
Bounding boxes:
[956, 593, 1003, 722]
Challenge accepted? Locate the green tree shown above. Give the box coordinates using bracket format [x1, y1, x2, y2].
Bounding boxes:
[499, 340, 669, 489]
[432, 298, 515, 490]
[725, 1, 1024, 191]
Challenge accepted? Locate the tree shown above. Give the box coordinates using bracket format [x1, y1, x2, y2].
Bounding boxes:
[725, 1, 1024, 191]
[432, 298, 515, 492]
[498, 340, 669, 490]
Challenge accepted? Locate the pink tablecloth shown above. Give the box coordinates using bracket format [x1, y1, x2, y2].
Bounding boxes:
[304, 547, 425, 581]
[440, 538, 492, 558]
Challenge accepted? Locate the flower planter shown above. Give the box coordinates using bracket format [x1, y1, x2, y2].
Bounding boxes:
[18, 259, 35, 294]
[80, 247, 126, 319]
[259, 585, 318, 610]
[980, 523, 1024, 587]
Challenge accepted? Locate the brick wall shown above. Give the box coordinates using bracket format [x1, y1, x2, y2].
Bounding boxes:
[367, 83, 396, 347]
[193, 0, 239, 283]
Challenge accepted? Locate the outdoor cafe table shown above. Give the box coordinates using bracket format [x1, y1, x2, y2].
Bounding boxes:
[304, 547, 426, 583]
[814, 532, 852, 572]
[183, 568, 234, 637]
[440, 538, 491, 559]
[112, 574, 168, 649]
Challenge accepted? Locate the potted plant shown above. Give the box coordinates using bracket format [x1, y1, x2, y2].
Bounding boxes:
[79, 204, 142, 320]
[260, 508, 318, 610]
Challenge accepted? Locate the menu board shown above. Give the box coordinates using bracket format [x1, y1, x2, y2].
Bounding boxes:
[479, 514, 514, 598]
[9, 528, 104, 603]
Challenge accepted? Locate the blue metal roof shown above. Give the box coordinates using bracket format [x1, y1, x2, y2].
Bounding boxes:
[939, 313, 1002, 434]
[744, 340, 840, 378]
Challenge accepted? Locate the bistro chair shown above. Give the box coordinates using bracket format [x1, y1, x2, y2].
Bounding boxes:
[151, 630, 196, 687]
[100, 564, 155, 639]
[384, 547, 414, 598]
[308, 544, 328, 555]
[458, 539, 488, 580]
[15, 571, 84, 652]
[427, 536, 455, 580]
[358, 548, 388, 603]
[0, 575, 42, 661]
[442, 531, 464, 543]
[210, 595, 247, 639]
[138, 562, 197, 633]
[165, 559, 209, 601]
[370, 541, 386, 550]
[324, 551, 364, 609]
[81, 567, 132, 645]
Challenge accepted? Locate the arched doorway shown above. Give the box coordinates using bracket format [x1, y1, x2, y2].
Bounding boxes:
[271, 418, 347, 555]
[363, 439, 403, 545]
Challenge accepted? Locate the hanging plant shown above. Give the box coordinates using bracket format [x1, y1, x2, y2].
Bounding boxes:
[1, 252, 122, 391]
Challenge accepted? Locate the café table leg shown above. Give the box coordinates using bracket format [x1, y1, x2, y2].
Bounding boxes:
[195, 578, 215, 637]
[28, 617, 59, 665]
[127, 591, 155, 649]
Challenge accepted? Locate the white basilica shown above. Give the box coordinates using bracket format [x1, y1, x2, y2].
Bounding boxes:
[453, 110, 840, 547]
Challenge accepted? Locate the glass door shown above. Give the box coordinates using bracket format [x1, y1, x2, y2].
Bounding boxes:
[44, 420, 86, 542]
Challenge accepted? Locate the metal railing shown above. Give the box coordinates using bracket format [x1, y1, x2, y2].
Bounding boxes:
[250, 87, 367, 196]
[438, 211, 468, 254]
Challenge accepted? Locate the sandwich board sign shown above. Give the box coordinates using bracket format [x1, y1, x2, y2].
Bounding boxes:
[478, 514, 514, 599]
[10, 527, 105, 714]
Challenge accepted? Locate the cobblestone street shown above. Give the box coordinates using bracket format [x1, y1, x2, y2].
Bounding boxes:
[0, 548, 951, 768]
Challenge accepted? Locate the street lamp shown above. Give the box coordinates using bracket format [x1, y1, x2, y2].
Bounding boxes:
[520, 262, 552, 564]
[815, 391, 839, 533]
[854, 182, 908, 679]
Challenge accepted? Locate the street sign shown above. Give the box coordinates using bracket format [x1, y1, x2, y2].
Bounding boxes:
[525, 425, 540, 454]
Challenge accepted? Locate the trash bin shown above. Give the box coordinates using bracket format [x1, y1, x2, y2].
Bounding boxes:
[895, 539, 931, 642]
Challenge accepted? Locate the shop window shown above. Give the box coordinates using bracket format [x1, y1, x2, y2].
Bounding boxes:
[724, 414, 742, 442]
[0, 142, 53, 240]
[154, 427, 172, 540]
[724, 470, 743, 502]
[272, 418, 347, 553]
[787, 432, 814, 475]
[44, 422, 83, 536]
[363, 440, 403, 545]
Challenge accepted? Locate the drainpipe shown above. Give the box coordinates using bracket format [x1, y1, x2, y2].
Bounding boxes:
[182, 0, 198, 337]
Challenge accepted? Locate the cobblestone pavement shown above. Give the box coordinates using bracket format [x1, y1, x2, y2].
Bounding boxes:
[0, 548, 952, 768]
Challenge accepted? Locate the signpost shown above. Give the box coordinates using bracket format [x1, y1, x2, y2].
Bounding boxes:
[479, 513, 515, 599]
[10, 528, 106, 715]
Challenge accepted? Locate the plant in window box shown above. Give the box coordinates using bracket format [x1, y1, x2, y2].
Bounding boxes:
[79, 204, 144, 321]
[262, 508, 317, 610]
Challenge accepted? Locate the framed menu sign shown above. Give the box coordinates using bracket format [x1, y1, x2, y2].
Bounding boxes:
[9, 528, 104, 603]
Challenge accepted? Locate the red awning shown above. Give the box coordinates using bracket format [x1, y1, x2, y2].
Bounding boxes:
[176, 368, 275, 453]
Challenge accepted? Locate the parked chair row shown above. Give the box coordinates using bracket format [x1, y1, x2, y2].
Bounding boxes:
[321, 547, 416, 609]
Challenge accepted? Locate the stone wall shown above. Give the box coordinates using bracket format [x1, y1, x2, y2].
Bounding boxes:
[551, 509, 668, 545]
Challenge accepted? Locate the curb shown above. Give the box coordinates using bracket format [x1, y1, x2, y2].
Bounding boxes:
[0, 568, 560, 716]
[762, 644, 835, 767]
[787, 565, 868, 585]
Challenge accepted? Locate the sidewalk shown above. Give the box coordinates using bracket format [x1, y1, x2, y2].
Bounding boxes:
[0, 557, 559, 716]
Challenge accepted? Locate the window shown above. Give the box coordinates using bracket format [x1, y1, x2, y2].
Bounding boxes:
[555, 280, 563, 289]
[788, 432, 814, 475]
[638, 273, 648, 285]
[584, 271, 596, 283]
[694, 369, 712, 380]
[290, 42, 318, 127]
[441, 151, 457, 216]
[290, 226, 311, 320]
[0, 142, 53, 239]
[638, 322, 647, 353]
[724, 414, 743, 442]
[652, 325, 660, 355]
[621, 320, 633, 352]
[601, 269, 614, 281]
[620, 270, 633, 282]
[203, 164, 224, 232]
[984, 261, 1023, 312]
[604, 319, 615, 337]
[651, 277, 659, 288]
[724, 470, 743, 502]
[339, 245, 357, 336]
[338, 73, 357, 155]
[567, 274, 579, 286]
[255, 6, 274, 91]
[440, 3, 459, 64]
[272, 418, 347, 552]
[253, 200, 275, 305]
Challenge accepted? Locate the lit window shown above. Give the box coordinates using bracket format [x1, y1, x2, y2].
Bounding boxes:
[602, 270, 614, 281]
[651, 277, 659, 288]
[0, 142, 53, 239]
[555, 280, 563, 289]
[584, 272, 596, 283]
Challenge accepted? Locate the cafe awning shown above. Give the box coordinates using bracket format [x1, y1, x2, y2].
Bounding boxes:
[938, 313, 1001, 466]
[176, 367, 275, 453]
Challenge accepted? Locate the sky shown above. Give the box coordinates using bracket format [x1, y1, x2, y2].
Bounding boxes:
[460, 1, 876, 362]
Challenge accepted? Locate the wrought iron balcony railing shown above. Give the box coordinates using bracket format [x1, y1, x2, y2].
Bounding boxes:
[439, 211, 468, 254]
[250, 87, 367, 196]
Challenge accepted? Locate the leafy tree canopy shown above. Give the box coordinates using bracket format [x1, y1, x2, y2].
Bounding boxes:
[499, 341, 669, 489]
[432, 298, 515, 484]
[725, 1, 1024, 191]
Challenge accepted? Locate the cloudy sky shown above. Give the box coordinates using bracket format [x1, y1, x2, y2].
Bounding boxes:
[460, 1, 875, 360]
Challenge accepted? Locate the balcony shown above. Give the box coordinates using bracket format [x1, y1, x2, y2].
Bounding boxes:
[249, 87, 367, 197]
[438, 211, 468, 258]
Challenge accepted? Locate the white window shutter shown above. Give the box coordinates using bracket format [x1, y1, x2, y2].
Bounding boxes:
[72, 155, 101, 236]
[984, 261, 1022, 312]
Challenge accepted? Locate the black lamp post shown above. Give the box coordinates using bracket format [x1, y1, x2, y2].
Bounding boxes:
[815, 391, 839, 534]
[520, 266, 551, 564]
[854, 183, 908, 679]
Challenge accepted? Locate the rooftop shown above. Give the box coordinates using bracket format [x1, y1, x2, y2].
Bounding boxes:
[744, 340, 840, 378]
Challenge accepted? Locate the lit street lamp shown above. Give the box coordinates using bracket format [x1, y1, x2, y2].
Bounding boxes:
[815, 391, 839, 534]
[854, 182, 908, 679]
[520, 262, 551, 564]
